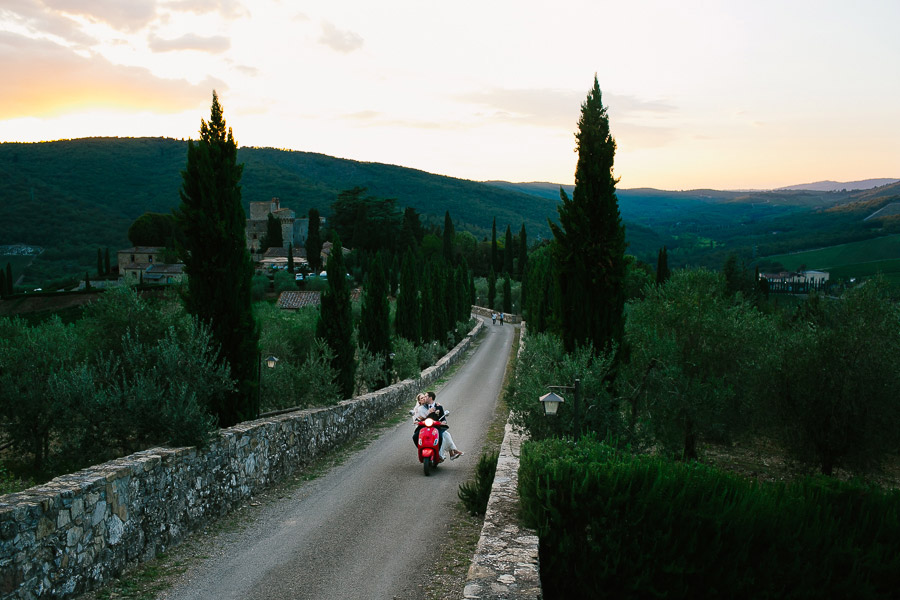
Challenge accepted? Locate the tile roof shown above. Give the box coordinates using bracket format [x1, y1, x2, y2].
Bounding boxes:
[277, 291, 321, 309]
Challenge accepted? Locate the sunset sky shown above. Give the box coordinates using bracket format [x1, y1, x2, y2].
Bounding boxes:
[1, 0, 898, 190]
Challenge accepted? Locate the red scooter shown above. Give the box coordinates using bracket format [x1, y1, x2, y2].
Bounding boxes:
[414, 413, 449, 476]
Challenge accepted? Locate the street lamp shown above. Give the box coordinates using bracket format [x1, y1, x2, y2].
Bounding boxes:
[258, 353, 279, 408]
[540, 379, 581, 434]
[265, 355, 279, 369]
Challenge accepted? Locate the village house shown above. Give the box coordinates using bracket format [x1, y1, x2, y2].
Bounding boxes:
[245, 198, 326, 258]
[117, 246, 185, 284]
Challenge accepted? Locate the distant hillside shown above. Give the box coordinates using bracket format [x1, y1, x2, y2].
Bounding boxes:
[0, 137, 556, 283]
[777, 178, 899, 192]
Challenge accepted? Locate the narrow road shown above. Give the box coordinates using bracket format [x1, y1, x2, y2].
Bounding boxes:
[159, 317, 515, 600]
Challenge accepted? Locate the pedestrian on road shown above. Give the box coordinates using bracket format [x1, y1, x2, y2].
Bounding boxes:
[499, 312, 504, 326]
[491, 312, 497, 325]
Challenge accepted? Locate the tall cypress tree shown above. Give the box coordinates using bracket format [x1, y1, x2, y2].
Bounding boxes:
[287, 243, 295, 273]
[490, 218, 499, 274]
[503, 225, 513, 275]
[443, 211, 455, 263]
[488, 267, 497, 310]
[396, 248, 421, 343]
[306, 208, 323, 274]
[177, 91, 259, 426]
[104, 247, 110, 275]
[359, 252, 392, 389]
[316, 232, 355, 398]
[389, 253, 399, 297]
[502, 274, 512, 313]
[262, 212, 282, 250]
[549, 76, 626, 355]
[517, 224, 528, 281]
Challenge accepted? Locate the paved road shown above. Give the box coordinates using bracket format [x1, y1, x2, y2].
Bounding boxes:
[159, 317, 515, 600]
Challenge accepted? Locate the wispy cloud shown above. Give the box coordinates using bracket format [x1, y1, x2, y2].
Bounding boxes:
[148, 32, 230, 53]
[458, 87, 677, 129]
[42, 0, 158, 32]
[164, 0, 247, 19]
[0, 0, 96, 45]
[0, 31, 221, 118]
[318, 21, 363, 54]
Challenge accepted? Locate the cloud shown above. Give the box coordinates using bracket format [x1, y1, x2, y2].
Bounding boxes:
[163, 0, 247, 19]
[342, 110, 457, 131]
[148, 32, 230, 52]
[318, 21, 363, 54]
[41, 0, 158, 32]
[0, 31, 222, 118]
[457, 87, 677, 129]
[0, 0, 96, 45]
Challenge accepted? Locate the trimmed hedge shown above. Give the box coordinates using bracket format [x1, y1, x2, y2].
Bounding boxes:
[519, 437, 900, 600]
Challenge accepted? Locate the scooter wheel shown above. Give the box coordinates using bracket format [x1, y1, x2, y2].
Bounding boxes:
[423, 457, 432, 476]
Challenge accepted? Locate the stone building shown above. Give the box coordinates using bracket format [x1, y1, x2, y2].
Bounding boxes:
[245, 198, 325, 257]
[117, 247, 185, 283]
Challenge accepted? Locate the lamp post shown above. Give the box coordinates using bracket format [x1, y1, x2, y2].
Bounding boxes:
[539, 378, 581, 436]
[257, 353, 279, 408]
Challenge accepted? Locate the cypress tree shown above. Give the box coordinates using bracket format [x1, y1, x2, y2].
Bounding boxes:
[443, 211, 455, 263]
[306, 208, 323, 274]
[469, 271, 476, 308]
[420, 260, 439, 342]
[176, 91, 259, 426]
[262, 212, 282, 250]
[491, 218, 499, 273]
[389, 253, 399, 297]
[549, 76, 626, 355]
[287, 243, 294, 273]
[396, 248, 421, 343]
[359, 252, 392, 389]
[316, 232, 355, 398]
[488, 267, 497, 310]
[84, 272, 91, 290]
[517, 224, 528, 280]
[104, 247, 111, 275]
[502, 274, 512, 313]
[503, 225, 513, 275]
[97, 249, 103, 277]
[656, 246, 670, 285]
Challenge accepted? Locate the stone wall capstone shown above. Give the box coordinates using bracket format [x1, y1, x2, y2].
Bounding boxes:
[0, 320, 483, 600]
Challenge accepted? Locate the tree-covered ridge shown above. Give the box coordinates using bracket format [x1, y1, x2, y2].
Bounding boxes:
[0, 137, 554, 283]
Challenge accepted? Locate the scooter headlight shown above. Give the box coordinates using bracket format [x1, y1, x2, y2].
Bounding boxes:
[423, 418, 435, 427]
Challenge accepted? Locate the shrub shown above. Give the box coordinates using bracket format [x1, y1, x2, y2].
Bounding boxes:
[458, 451, 499, 516]
[519, 437, 900, 600]
[391, 337, 419, 381]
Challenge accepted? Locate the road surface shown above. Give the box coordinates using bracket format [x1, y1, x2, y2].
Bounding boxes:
[158, 316, 515, 600]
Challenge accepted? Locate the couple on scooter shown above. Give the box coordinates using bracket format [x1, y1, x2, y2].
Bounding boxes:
[412, 391, 464, 460]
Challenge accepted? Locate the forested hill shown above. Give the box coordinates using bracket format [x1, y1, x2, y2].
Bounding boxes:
[0, 137, 558, 281]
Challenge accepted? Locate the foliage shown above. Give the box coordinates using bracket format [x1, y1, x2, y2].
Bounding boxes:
[0, 316, 80, 471]
[507, 332, 622, 442]
[458, 451, 499, 516]
[251, 273, 269, 301]
[487, 268, 496, 310]
[395, 248, 421, 343]
[550, 77, 627, 356]
[519, 436, 900, 600]
[330, 186, 402, 253]
[176, 92, 259, 427]
[623, 268, 776, 459]
[521, 243, 560, 334]
[55, 321, 226, 466]
[354, 344, 387, 395]
[390, 336, 420, 381]
[128, 212, 179, 248]
[623, 254, 654, 301]
[295, 338, 342, 406]
[769, 280, 900, 475]
[316, 232, 356, 398]
[656, 245, 670, 285]
[502, 274, 512, 313]
[358, 252, 392, 388]
[273, 270, 296, 293]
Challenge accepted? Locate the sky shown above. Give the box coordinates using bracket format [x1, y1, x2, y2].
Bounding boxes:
[1, 0, 898, 191]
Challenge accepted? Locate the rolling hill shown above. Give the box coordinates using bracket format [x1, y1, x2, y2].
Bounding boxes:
[2, 137, 899, 285]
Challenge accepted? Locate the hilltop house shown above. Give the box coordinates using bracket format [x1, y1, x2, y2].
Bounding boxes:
[117, 246, 185, 284]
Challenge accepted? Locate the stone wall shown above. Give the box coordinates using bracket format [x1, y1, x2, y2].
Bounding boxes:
[0, 321, 483, 600]
[464, 321, 542, 599]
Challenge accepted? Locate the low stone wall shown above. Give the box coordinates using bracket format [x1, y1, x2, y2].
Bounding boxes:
[0, 321, 483, 600]
[464, 320, 541, 599]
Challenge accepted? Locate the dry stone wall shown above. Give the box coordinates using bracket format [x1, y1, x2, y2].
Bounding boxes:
[0, 320, 482, 600]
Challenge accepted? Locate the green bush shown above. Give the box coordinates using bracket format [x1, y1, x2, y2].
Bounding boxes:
[458, 451, 499, 516]
[519, 437, 900, 600]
